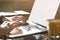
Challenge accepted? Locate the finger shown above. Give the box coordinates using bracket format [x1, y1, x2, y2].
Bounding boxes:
[12, 16, 19, 21]
[12, 22, 20, 26]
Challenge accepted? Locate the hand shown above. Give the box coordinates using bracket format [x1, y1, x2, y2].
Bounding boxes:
[12, 16, 23, 21]
[12, 16, 27, 24]
[8, 21, 21, 28]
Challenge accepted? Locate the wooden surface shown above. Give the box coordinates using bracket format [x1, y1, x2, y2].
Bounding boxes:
[0, 0, 35, 12]
[0, 0, 30, 2]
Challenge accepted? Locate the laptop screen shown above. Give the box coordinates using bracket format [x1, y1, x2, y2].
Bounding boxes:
[28, 0, 59, 28]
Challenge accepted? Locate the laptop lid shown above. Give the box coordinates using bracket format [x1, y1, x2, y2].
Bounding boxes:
[28, 0, 59, 28]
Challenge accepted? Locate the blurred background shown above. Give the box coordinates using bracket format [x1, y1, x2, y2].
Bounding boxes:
[0, 0, 34, 12]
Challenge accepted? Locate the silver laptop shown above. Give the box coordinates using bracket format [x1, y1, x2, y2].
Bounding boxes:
[8, 0, 59, 37]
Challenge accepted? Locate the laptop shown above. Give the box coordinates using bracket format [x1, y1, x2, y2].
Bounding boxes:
[8, 0, 59, 38]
